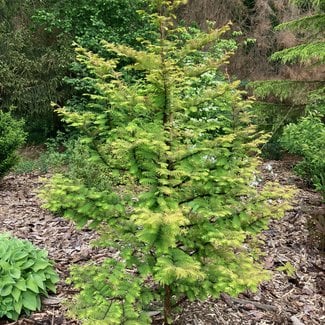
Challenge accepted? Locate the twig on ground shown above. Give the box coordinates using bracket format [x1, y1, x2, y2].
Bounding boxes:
[221, 294, 278, 312]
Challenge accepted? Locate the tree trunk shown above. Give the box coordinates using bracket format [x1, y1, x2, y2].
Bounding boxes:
[164, 284, 172, 324]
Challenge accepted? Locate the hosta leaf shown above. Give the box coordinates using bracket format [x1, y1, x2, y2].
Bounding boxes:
[11, 311, 20, 321]
[22, 290, 39, 311]
[12, 251, 28, 261]
[9, 268, 21, 279]
[21, 260, 35, 270]
[1, 275, 15, 286]
[32, 260, 50, 272]
[26, 276, 40, 293]
[15, 279, 27, 291]
[49, 273, 59, 284]
[45, 282, 57, 293]
[12, 287, 21, 302]
[33, 274, 45, 291]
[0, 285, 13, 297]
[13, 300, 23, 315]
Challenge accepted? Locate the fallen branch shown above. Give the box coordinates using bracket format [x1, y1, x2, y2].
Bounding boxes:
[221, 294, 278, 312]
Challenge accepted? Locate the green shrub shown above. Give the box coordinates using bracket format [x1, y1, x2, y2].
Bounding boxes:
[0, 110, 26, 177]
[13, 132, 72, 174]
[249, 102, 304, 159]
[12, 134, 114, 187]
[281, 112, 325, 197]
[0, 233, 59, 321]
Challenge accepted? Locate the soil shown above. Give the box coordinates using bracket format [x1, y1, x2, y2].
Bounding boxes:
[0, 158, 324, 324]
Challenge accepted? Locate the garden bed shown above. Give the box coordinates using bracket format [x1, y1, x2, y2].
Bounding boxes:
[0, 159, 323, 324]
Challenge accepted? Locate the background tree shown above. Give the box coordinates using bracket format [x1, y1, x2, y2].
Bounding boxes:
[30, 0, 156, 117]
[251, 0, 324, 108]
[250, 0, 325, 193]
[0, 0, 154, 141]
[40, 1, 293, 323]
[0, 110, 26, 177]
[0, 0, 69, 141]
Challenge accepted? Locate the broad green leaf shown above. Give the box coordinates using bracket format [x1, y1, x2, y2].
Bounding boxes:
[9, 268, 21, 279]
[13, 300, 23, 315]
[32, 260, 50, 272]
[33, 274, 45, 291]
[22, 290, 39, 311]
[12, 287, 21, 302]
[15, 279, 27, 291]
[26, 276, 40, 293]
[0, 285, 13, 297]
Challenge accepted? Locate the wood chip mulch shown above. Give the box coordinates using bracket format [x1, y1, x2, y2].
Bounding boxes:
[0, 159, 324, 324]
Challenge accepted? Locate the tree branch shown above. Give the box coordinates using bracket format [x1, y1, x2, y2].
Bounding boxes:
[179, 193, 212, 205]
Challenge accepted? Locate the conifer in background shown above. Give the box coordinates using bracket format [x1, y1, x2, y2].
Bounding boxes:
[251, 0, 324, 194]
[40, 1, 293, 323]
[251, 0, 324, 107]
[0, 110, 26, 177]
[0, 0, 154, 141]
[0, 0, 71, 141]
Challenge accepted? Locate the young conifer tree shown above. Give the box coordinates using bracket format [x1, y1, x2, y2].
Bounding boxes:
[41, 0, 293, 323]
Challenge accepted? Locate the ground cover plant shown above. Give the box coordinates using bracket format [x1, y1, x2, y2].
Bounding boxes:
[40, 0, 294, 323]
[0, 233, 59, 321]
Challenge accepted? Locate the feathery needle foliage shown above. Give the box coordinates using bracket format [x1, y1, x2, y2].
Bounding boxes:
[40, 1, 294, 323]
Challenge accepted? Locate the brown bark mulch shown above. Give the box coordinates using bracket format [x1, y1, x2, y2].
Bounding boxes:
[0, 159, 324, 324]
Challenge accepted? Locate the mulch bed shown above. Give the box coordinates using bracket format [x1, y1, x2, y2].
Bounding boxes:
[0, 159, 324, 324]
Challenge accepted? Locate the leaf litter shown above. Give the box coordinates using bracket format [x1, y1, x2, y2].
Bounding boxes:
[0, 157, 323, 324]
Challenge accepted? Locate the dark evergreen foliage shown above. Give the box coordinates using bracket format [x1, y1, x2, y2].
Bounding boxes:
[0, 110, 26, 177]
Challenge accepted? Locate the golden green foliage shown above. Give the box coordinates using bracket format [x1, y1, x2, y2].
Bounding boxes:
[40, 1, 294, 323]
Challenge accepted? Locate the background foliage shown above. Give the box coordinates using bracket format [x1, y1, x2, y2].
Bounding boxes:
[250, 0, 325, 188]
[0, 0, 154, 141]
[0, 110, 26, 177]
[0, 0, 70, 141]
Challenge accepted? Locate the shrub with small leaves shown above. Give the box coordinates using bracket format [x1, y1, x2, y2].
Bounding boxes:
[281, 112, 325, 197]
[0, 233, 59, 321]
[0, 110, 26, 177]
